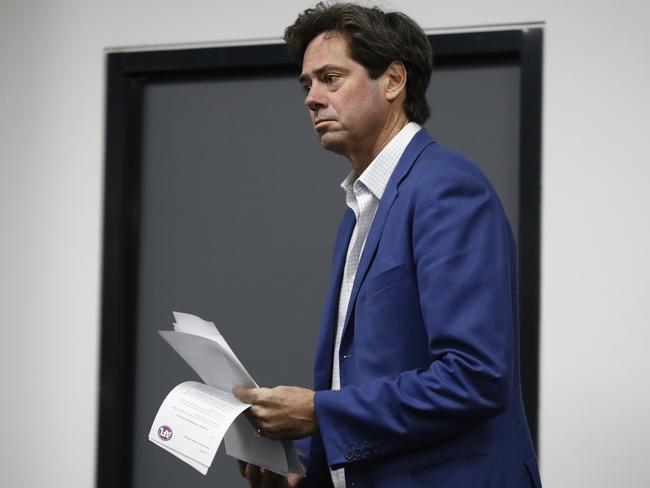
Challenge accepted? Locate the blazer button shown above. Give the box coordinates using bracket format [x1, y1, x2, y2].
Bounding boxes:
[353, 449, 362, 459]
[363, 447, 372, 457]
[345, 450, 354, 460]
[372, 445, 381, 455]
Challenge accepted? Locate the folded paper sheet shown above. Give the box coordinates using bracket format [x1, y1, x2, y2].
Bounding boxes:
[148, 312, 304, 476]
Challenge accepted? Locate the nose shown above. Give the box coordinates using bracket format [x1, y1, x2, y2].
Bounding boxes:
[304, 83, 326, 112]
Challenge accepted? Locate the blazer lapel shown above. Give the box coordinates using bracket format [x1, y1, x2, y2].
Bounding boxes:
[340, 129, 436, 339]
[313, 208, 355, 390]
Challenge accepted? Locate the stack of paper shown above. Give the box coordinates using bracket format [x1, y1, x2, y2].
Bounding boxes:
[148, 312, 304, 476]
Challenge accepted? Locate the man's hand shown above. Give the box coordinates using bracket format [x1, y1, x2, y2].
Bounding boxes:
[233, 385, 318, 440]
[238, 461, 303, 488]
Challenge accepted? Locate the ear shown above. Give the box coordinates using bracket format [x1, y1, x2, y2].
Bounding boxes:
[383, 61, 407, 102]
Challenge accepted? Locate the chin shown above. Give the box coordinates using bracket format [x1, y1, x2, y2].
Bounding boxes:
[318, 132, 347, 155]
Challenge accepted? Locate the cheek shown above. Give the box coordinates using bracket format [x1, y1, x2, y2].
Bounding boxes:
[340, 92, 375, 125]
[351, 93, 385, 128]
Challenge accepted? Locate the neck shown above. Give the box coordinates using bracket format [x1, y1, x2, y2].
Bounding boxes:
[348, 112, 409, 175]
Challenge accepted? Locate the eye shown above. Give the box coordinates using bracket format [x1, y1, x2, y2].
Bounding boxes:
[301, 83, 312, 93]
[324, 73, 340, 84]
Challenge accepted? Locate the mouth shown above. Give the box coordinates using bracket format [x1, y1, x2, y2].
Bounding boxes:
[314, 119, 333, 131]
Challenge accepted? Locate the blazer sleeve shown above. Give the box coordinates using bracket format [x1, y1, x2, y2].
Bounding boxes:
[314, 170, 518, 468]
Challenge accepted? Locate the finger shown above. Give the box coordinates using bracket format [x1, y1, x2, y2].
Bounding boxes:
[245, 464, 262, 486]
[249, 405, 267, 419]
[237, 460, 247, 477]
[233, 386, 258, 404]
[242, 406, 267, 432]
[260, 468, 280, 488]
[287, 474, 304, 488]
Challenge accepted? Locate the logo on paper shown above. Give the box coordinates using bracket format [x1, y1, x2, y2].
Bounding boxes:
[158, 425, 173, 441]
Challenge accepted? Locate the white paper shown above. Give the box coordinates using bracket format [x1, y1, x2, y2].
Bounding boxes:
[148, 381, 249, 472]
[172, 311, 239, 359]
[159, 330, 256, 393]
[149, 312, 304, 477]
[156, 442, 209, 475]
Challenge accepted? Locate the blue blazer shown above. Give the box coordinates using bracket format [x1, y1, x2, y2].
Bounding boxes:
[302, 129, 541, 487]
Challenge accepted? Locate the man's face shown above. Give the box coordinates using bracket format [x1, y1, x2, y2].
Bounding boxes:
[299, 31, 389, 158]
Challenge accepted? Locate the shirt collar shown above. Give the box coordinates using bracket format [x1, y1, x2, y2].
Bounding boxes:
[340, 121, 421, 199]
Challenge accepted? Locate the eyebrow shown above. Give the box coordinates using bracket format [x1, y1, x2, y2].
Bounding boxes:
[298, 64, 347, 84]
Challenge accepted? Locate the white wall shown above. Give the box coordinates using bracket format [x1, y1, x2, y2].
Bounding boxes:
[1, 0, 648, 486]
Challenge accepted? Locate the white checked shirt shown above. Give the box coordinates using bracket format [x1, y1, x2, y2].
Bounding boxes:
[329, 121, 420, 488]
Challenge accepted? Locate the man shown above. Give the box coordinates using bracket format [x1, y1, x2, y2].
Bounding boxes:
[235, 3, 541, 487]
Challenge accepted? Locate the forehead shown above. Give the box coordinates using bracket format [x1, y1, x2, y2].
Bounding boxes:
[301, 31, 352, 73]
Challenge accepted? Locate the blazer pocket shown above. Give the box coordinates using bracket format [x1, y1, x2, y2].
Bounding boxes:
[411, 453, 487, 475]
[364, 264, 410, 295]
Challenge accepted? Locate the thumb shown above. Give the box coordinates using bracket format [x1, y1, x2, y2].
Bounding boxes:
[233, 386, 258, 404]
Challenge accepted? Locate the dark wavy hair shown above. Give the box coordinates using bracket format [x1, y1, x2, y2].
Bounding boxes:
[284, 2, 433, 124]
